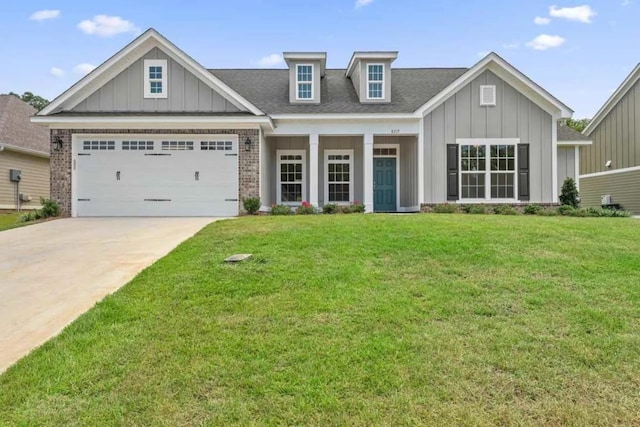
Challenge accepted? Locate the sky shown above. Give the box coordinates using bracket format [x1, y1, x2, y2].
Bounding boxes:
[0, 0, 637, 118]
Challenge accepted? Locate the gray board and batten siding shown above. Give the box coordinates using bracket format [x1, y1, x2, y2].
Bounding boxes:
[423, 70, 554, 204]
[72, 47, 242, 113]
[557, 147, 576, 192]
[582, 77, 640, 175]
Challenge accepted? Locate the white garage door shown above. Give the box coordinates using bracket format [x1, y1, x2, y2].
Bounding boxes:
[74, 136, 239, 217]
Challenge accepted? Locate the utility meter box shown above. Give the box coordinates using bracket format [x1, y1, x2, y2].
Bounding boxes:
[9, 169, 22, 182]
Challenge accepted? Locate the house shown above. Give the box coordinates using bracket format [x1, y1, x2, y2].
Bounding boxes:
[33, 29, 582, 217]
[580, 64, 640, 214]
[0, 95, 50, 211]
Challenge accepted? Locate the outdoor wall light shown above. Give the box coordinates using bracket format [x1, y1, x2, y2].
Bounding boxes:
[244, 136, 253, 152]
[605, 160, 612, 168]
[52, 136, 63, 152]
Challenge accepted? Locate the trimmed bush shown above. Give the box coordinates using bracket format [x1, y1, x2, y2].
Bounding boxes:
[296, 201, 316, 215]
[557, 205, 577, 216]
[537, 208, 558, 216]
[492, 204, 517, 215]
[242, 197, 261, 215]
[461, 204, 486, 215]
[523, 204, 543, 215]
[583, 207, 631, 218]
[338, 202, 366, 214]
[40, 198, 60, 218]
[559, 178, 580, 208]
[322, 204, 338, 214]
[432, 203, 458, 214]
[270, 204, 292, 215]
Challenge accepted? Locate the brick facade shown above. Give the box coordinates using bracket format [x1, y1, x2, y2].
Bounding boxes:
[50, 128, 260, 217]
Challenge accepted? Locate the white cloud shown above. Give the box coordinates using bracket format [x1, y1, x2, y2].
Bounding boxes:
[503, 42, 519, 49]
[527, 34, 566, 50]
[355, 0, 374, 9]
[49, 67, 65, 77]
[549, 5, 596, 23]
[622, 0, 632, 5]
[78, 15, 140, 37]
[257, 53, 285, 68]
[30, 10, 60, 21]
[534, 16, 551, 25]
[73, 63, 97, 75]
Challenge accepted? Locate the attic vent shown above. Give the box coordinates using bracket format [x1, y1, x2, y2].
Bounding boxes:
[480, 85, 496, 106]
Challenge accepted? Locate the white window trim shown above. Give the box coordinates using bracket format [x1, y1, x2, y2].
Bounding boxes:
[144, 59, 168, 99]
[366, 63, 385, 100]
[373, 143, 400, 211]
[479, 85, 496, 107]
[456, 138, 519, 202]
[324, 149, 354, 205]
[295, 64, 314, 101]
[277, 149, 307, 205]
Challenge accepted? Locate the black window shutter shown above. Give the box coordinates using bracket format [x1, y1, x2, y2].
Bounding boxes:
[518, 144, 530, 201]
[446, 144, 459, 201]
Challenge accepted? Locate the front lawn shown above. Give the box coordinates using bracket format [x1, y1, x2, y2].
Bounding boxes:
[1, 215, 639, 425]
[0, 212, 24, 232]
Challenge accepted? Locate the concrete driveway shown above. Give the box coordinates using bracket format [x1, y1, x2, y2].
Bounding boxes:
[0, 217, 219, 373]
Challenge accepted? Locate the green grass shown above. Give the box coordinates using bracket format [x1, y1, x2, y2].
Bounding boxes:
[1, 215, 640, 425]
[0, 213, 24, 232]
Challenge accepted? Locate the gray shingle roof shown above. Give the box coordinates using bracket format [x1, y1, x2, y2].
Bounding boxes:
[557, 121, 590, 141]
[0, 95, 49, 154]
[210, 68, 468, 114]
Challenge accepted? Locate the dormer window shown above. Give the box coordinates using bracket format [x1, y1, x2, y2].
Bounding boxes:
[367, 64, 384, 99]
[296, 64, 313, 100]
[144, 59, 168, 99]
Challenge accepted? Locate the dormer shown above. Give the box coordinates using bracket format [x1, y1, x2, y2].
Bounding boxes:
[283, 52, 326, 104]
[346, 51, 398, 104]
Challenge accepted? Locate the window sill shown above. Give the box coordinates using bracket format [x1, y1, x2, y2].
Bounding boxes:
[457, 199, 521, 204]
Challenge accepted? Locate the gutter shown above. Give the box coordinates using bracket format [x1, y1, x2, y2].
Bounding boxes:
[0, 143, 50, 159]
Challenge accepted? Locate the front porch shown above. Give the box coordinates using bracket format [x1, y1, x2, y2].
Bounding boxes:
[261, 134, 419, 212]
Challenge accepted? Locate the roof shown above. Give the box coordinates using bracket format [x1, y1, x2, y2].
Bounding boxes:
[583, 63, 640, 136]
[0, 95, 49, 154]
[557, 121, 591, 142]
[211, 68, 468, 115]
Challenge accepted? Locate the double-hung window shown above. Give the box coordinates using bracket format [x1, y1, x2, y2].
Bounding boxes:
[460, 140, 517, 200]
[367, 64, 384, 99]
[325, 150, 353, 204]
[277, 150, 306, 204]
[296, 64, 313, 100]
[144, 59, 168, 98]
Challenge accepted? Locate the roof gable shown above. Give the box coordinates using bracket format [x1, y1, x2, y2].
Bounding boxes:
[415, 53, 573, 119]
[583, 63, 640, 136]
[0, 95, 49, 154]
[39, 29, 264, 116]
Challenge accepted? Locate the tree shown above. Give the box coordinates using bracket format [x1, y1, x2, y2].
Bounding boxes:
[559, 177, 580, 208]
[565, 118, 590, 133]
[2, 91, 50, 111]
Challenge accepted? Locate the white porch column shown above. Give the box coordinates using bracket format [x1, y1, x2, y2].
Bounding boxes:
[364, 133, 374, 213]
[309, 133, 319, 207]
[418, 117, 425, 205]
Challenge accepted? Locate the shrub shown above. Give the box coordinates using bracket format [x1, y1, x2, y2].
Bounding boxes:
[461, 204, 486, 214]
[523, 204, 543, 215]
[557, 205, 577, 216]
[338, 201, 366, 214]
[270, 204, 292, 215]
[583, 207, 631, 218]
[322, 204, 338, 214]
[492, 204, 517, 215]
[559, 178, 580, 208]
[39, 198, 60, 218]
[242, 197, 261, 215]
[432, 203, 458, 214]
[296, 201, 316, 215]
[19, 212, 34, 223]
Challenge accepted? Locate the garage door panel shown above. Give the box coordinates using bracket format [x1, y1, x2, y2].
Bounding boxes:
[75, 136, 239, 217]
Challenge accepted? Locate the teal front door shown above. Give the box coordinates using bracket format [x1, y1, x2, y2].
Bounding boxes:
[374, 157, 397, 212]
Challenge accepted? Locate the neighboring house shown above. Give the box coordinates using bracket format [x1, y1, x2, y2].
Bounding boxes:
[581, 64, 640, 214]
[33, 29, 582, 217]
[0, 95, 50, 211]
